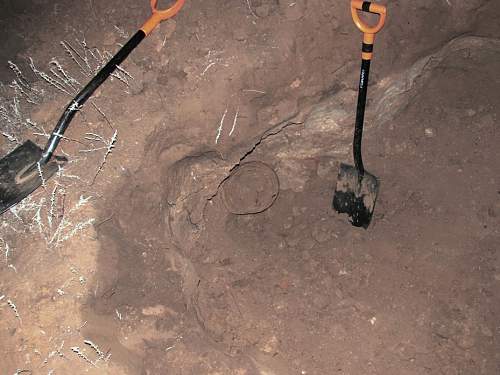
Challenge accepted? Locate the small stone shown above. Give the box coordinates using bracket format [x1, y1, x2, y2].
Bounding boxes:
[466, 108, 476, 117]
[274, 300, 286, 310]
[290, 78, 301, 88]
[424, 128, 435, 137]
[260, 335, 279, 353]
[278, 278, 290, 289]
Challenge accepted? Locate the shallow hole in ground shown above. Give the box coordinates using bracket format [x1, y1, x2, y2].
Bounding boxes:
[83, 38, 500, 375]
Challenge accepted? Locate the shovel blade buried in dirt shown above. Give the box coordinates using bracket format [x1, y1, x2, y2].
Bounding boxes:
[332, 1, 386, 228]
[332, 163, 379, 228]
[0, 141, 66, 215]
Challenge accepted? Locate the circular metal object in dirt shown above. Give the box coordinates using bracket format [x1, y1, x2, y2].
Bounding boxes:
[221, 161, 279, 215]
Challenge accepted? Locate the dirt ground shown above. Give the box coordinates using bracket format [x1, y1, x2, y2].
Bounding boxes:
[0, 0, 499, 374]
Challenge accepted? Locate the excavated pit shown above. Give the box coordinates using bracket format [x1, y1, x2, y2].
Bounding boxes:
[1, 0, 499, 373]
[84, 36, 500, 374]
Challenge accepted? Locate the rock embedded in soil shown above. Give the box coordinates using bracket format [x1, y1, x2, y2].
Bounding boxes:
[259, 335, 280, 354]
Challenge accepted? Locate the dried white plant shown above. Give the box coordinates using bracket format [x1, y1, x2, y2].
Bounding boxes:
[1, 238, 12, 264]
[70, 346, 96, 367]
[29, 57, 72, 96]
[42, 341, 65, 366]
[7, 298, 21, 321]
[229, 107, 239, 136]
[12, 369, 31, 375]
[84, 339, 109, 363]
[83, 130, 118, 183]
[215, 108, 228, 144]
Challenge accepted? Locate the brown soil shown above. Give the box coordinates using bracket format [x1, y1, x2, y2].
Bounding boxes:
[1, 0, 499, 374]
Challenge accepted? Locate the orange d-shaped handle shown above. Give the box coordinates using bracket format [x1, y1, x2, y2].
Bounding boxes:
[351, 0, 386, 36]
[141, 0, 186, 35]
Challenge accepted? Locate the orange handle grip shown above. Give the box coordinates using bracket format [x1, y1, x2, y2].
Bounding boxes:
[141, 0, 186, 35]
[351, 0, 386, 35]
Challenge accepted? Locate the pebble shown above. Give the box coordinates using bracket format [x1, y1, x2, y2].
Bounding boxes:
[260, 335, 279, 353]
[290, 78, 301, 88]
[424, 127, 436, 137]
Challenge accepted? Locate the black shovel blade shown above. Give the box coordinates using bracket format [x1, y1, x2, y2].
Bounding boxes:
[0, 141, 67, 215]
[332, 163, 379, 229]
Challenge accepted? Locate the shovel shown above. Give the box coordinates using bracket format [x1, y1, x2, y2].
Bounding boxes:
[0, 0, 185, 215]
[332, 0, 386, 228]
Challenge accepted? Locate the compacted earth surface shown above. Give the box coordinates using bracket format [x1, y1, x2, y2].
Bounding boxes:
[0, 0, 499, 374]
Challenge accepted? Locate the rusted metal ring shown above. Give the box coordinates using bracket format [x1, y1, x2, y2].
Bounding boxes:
[221, 161, 279, 215]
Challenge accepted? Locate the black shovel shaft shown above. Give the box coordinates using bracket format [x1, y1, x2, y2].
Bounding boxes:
[353, 57, 371, 175]
[40, 30, 146, 164]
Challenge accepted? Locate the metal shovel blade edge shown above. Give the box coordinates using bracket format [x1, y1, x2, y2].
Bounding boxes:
[332, 163, 379, 229]
[0, 140, 67, 214]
